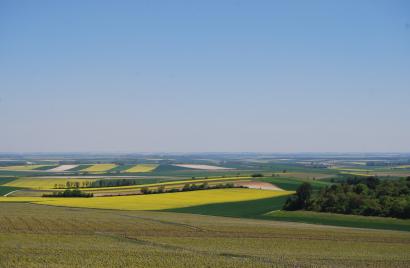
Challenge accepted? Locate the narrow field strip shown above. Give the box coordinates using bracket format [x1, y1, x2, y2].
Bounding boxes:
[85, 176, 250, 192]
[124, 164, 159, 173]
[0, 165, 49, 171]
[173, 164, 233, 170]
[3, 177, 99, 189]
[0, 188, 292, 211]
[82, 164, 118, 172]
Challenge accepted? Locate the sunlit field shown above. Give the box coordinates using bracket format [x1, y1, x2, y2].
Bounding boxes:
[0, 203, 409, 268]
[0, 188, 292, 210]
[3, 177, 99, 190]
[82, 164, 117, 172]
[124, 164, 159, 173]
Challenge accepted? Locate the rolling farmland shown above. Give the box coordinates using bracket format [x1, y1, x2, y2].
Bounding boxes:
[0, 154, 409, 267]
[0, 202, 409, 268]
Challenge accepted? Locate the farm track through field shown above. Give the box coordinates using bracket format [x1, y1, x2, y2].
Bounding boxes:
[98, 232, 280, 266]
[119, 214, 206, 232]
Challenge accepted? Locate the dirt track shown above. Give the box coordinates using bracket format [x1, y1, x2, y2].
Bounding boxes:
[234, 181, 284, 191]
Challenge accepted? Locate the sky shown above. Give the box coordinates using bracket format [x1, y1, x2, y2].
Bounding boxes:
[0, 0, 409, 153]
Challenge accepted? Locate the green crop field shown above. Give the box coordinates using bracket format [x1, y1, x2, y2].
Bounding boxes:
[259, 176, 332, 191]
[107, 164, 136, 172]
[66, 164, 93, 171]
[0, 165, 48, 171]
[168, 195, 290, 218]
[0, 202, 409, 267]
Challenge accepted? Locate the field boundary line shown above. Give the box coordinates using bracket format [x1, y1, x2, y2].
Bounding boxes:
[3, 190, 20, 197]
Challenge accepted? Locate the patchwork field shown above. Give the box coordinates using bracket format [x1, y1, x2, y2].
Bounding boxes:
[47, 164, 79, 172]
[82, 164, 117, 172]
[0, 165, 49, 171]
[0, 203, 409, 268]
[173, 164, 232, 170]
[124, 164, 159, 173]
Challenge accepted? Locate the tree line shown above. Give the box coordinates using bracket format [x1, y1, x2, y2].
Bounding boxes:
[284, 176, 410, 219]
[43, 189, 93, 198]
[140, 182, 240, 195]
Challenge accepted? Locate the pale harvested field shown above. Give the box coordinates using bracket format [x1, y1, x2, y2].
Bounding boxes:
[173, 164, 233, 170]
[47, 165, 78, 172]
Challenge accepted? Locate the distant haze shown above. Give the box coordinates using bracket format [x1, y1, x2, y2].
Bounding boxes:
[1, 1, 409, 153]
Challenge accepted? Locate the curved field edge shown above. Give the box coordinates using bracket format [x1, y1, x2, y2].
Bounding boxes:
[165, 195, 290, 218]
[1, 203, 409, 268]
[0, 188, 293, 211]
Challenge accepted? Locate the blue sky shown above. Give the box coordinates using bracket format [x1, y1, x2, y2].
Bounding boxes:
[0, 0, 409, 152]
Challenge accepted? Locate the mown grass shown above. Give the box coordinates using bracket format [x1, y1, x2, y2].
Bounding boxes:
[0, 203, 409, 268]
[264, 210, 410, 232]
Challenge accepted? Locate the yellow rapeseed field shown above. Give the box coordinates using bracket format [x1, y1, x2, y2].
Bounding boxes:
[0, 188, 292, 210]
[82, 164, 117, 172]
[86, 176, 250, 192]
[124, 164, 158, 173]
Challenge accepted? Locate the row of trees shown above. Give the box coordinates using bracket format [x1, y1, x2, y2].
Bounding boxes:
[284, 177, 410, 219]
[43, 189, 93, 198]
[140, 182, 238, 195]
[54, 175, 245, 189]
[54, 181, 90, 189]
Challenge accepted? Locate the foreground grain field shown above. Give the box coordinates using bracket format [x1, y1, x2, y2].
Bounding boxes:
[0, 203, 409, 268]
